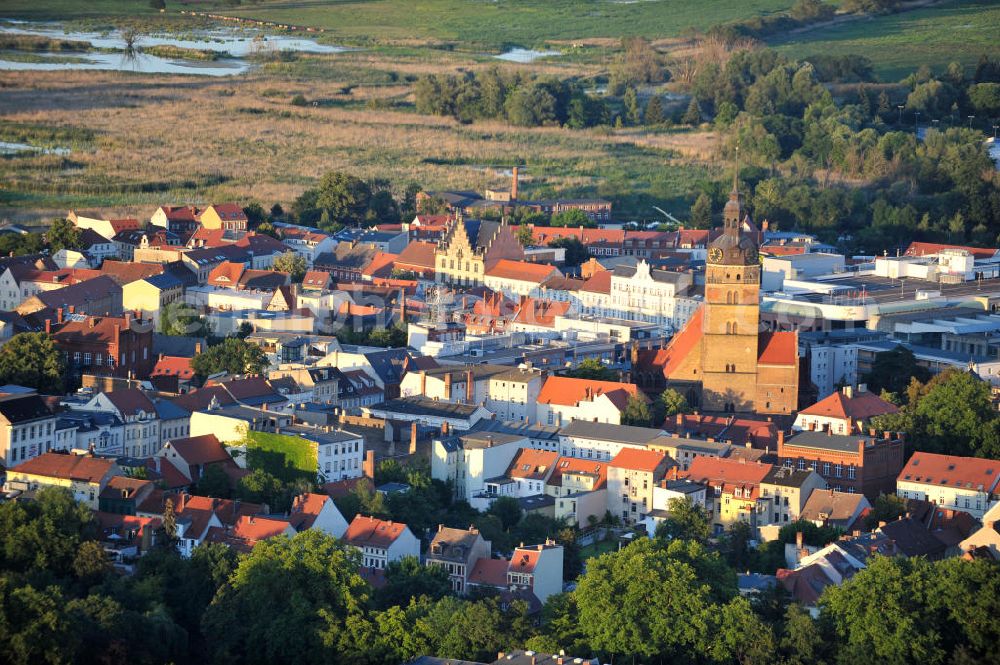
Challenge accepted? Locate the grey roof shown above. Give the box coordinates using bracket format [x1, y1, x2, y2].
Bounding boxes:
[154, 399, 190, 420]
[782, 430, 872, 454]
[761, 466, 819, 488]
[801, 489, 867, 525]
[613, 264, 687, 285]
[143, 272, 183, 290]
[651, 435, 730, 455]
[153, 334, 208, 357]
[421, 364, 512, 381]
[559, 420, 666, 445]
[517, 493, 555, 510]
[472, 419, 560, 441]
[0, 395, 54, 424]
[282, 424, 362, 445]
[428, 526, 483, 563]
[371, 396, 483, 419]
[663, 479, 706, 494]
[459, 431, 526, 449]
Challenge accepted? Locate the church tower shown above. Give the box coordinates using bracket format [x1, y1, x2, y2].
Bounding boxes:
[700, 158, 761, 412]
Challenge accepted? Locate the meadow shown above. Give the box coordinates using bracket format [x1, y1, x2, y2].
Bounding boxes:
[772, 0, 1000, 81]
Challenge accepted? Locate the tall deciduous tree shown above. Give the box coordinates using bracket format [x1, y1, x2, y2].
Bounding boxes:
[654, 496, 711, 543]
[0, 332, 65, 394]
[690, 192, 713, 228]
[272, 251, 307, 282]
[46, 218, 82, 254]
[191, 338, 268, 378]
[621, 394, 652, 427]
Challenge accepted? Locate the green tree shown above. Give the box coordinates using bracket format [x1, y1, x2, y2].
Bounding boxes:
[194, 463, 232, 499]
[202, 530, 369, 665]
[550, 208, 593, 228]
[778, 603, 830, 665]
[563, 358, 617, 381]
[623, 86, 641, 126]
[243, 202, 268, 228]
[689, 192, 713, 228]
[160, 301, 211, 337]
[375, 556, 452, 610]
[821, 556, 946, 665]
[654, 496, 711, 543]
[547, 236, 590, 267]
[487, 496, 523, 531]
[272, 251, 307, 282]
[191, 337, 268, 378]
[658, 388, 692, 418]
[364, 325, 408, 348]
[255, 221, 280, 239]
[72, 540, 110, 581]
[515, 224, 534, 246]
[862, 346, 931, 398]
[682, 97, 702, 125]
[46, 218, 82, 253]
[968, 82, 1000, 116]
[621, 394, 652, 426]
[0, 332, 65, 394]
[910, 369, 1000, 458]
[644, 95, 665, 126]
[863, 493, 906, 530]
[575, 538, 720, 661]
[711, 596, 776, 665]
[0, 487, 95, 575]
[162, 496, 178, 542]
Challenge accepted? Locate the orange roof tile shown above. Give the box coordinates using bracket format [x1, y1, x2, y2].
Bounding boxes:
[637, 307, 703, 377]
[508, 548, 540, 574]
[548, 456, 608, 489]
[681, 456, 773, 495]
[361, 251, 398, 278]
[302, 270, 332, 289]
[12, 452, 113, 482]
[487, 259, 558, 283]
[581, 270, 612, 294]
[288, 493, 332, 531]
[512, 297, 571, 327]
[343, 515, 409, 549]
[507, 449, 559, 480]
[395, 241, 437, 271]
[469, 557, 509, 587]
[536, 376, 644, 410]
[151, 355, 195, 380]
[898, 452, 1000, 492]
[610, 448, 672, 473]
[207, 261, 245, 286]
[905, 242, 997, 260]
[799, 390, 897, 421]
[757, 331, 797, 365]
[166, 434, 230, 466]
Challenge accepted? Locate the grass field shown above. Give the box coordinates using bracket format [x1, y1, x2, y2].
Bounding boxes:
[771, 0, 1000, 81]
[244, 431, 317, 482]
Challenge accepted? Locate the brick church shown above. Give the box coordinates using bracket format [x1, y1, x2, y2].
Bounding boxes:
[633, 180, 799, 415]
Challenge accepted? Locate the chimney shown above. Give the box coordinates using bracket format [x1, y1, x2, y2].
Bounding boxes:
[795, 530, 803, 549]
[420, 370, 427, 395]
[676, 413, 684, 427]
[843, 385, 853, 399]
[56, 307, 64, 324]
[44, 319, 51, 333]
[195, 342, 202, 354]
[511, 166, 519, 201]
[410, 421, 418, 454]
[777, 430, 785, 447]
[441, 421, 449, 436]
[363, 450, 375, 479]
[444, 372, 453, 400]
[883, 430, 891, 440]
[69, 305, 75, 314]
[124, 311, 131, 326]
[89, 317, 95, 329]
[465, 369, 474, 403]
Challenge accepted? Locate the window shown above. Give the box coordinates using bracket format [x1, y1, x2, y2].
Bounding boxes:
[847, 466, 856, 480]
[823, 462, 830, 475]
[797, 459, 805, 470]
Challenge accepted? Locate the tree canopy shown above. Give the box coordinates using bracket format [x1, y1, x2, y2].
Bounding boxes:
[0, 332, 66, 394]
[190, 338, 269, 379]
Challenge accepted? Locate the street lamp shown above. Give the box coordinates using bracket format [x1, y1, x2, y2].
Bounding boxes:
[897, 104, 905, 126]
[968, 115, 975, 130]
[993, 124, 999, 140]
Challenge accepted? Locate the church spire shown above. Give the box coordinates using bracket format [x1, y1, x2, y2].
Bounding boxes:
[723, 145, 742, 232]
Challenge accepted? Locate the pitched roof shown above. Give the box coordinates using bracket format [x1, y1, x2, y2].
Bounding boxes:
[394, 241, 437, 270]
[429, 526, 485, 563]
[536, 376, 643, 411]
[507, 449, 559, 481]
[487, 259, 558, 283]
[166, 434, 230, 466]
[207, 261, 245, 286]
[151, 355, 195, 380]
[11, 452, 113, 481]
[681, 456, 773, 494]
[203, 203, 247, 221]
[361, 251, 398, 278]
[610, 448, 672, 473]
[468, 557, 509, 587]
[23, 275, 121, 310]
[898, 452, 1000, 493]
[103, 388, 156, 417]
[204, 515, 292, 553]
[757, 331, 797, 365]
[343, 515, 410, 549]
[288, 493, 333, 531]
[301, 270, 332, 290]
[99, 260, 165, 286]
[512, 297, 571, 328]
[52, 314, 142, 347]
[581, 270, 612, 295]
[637, 307, 703, 377]
[799, 390, 898, 421]
[548, 456, 608, 489]
[0, 394, 54, 424]
[801, 489, 868, 528]
[904, 241, 998, 260]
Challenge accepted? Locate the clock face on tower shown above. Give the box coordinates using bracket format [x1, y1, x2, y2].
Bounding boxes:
[708, 247, 723, 263]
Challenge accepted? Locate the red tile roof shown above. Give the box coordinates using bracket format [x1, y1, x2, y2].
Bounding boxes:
[548, 456, 607, 490]
[394, 241, 437, 271]
[189, 227, 232, 248]
[207, 261, 245, 286]
[610, 448, 672, 473]
[665, 414, 779, 448]
[487, 259, 558, 283]
[203, 515, 292, 553]
[103, 388, 157, 417]
[537, 376, 644, 411]
[343, 515, 409, 549]
[512, 297, 570, 327]
[898, 452, 1000, 493]
[469, 557, 509, 587]
[168, 385, 236, 413]
[158, 205, 198, 222]
[637, 307, 703, 377]
[203, 203, 247, 221]
[11, 452, 113, 481]
[301, 270, 332, 290]
[288, 493, 332, 531]
[681, 457, 773, 498]
[361, 251, 398, 278]
[166, 434, 230, 466]
[507, 449, 559, 480]
[52, 314, 141, 347]
[99, 260, 165, 285]
[581, 270, 612, 294]
[799, 390, 897, 421]
[757, 331, 797, 365]
[151, 355, 195, 380]
[508, 547, 540, 574]
[905, 242, 998, 260]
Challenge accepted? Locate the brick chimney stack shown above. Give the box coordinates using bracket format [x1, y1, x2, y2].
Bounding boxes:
[410, 421, 418, 455]
[444, 372, 452, 400]
[511, 166, 519, 201]
[363, 450, 375, 479]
